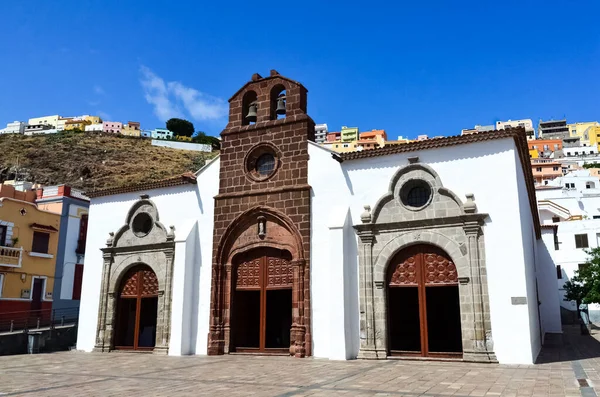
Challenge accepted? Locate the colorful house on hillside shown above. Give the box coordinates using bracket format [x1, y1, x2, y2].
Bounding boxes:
[122, 122, 141, 137]
[36, 185, 89, 312]
[0, 185, 60, 318]
[103, 121, 123, 134]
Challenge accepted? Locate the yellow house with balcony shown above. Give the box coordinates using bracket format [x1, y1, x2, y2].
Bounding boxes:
[0, 186, 60, 317]
[569, 121, 600, 146]
[84, 116, 102, 124]
[64, 119, 91, 131]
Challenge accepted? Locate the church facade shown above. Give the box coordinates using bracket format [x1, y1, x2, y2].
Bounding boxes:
[76, 71, 561, 364]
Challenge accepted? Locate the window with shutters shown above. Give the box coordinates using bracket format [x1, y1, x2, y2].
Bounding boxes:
[556, 265, 562, 279]
[575, 234, 589, 249]
[32, 231, 50, 254]
[76, 214, 88, 255]
[72, 264, 84, 300]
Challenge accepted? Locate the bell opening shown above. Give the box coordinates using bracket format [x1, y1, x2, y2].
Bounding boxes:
[242, 90, 258, 126]
[270, 84, 287, 120]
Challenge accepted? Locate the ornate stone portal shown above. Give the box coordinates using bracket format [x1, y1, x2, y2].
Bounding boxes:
[94, 197, 175, 354]
[355, 163, 497, 362]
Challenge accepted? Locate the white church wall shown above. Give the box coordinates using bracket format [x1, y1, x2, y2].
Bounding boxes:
[537, 231, 562, 334]
[308, 143, 357, 359]
[514, 149, 542, 361]
[76, 184, 202, 352]
[169, 221, 199, 355]
[192, 157, 220, 355]
[342, 138, 539, 364]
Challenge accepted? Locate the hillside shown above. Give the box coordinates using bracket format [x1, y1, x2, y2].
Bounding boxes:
[0, 132, 217, 192]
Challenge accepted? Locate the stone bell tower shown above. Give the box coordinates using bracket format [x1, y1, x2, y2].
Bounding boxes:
[208, 70, 314, 357]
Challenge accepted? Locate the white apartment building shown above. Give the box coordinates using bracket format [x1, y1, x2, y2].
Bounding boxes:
[28, 115, 61, 129]
[496, 119, 535, 139]
[23, 124, 59, 136]
[0, 121, 27, 134]
[537, 170, 600, 323]
[314, 123, 328, 143]
[85, 123, 103, 132]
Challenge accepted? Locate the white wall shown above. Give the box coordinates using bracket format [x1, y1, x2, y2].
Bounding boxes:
[308, 143, 356, 359]
[339, 138, 539, 364]
[151, 140, 212, 152]
[77, 184, 202, 352]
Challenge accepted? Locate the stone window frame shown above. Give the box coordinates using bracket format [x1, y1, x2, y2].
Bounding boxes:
[355, 162, 497, 363]
[94, 197, 175, 355]
[244, 143, 282, 182]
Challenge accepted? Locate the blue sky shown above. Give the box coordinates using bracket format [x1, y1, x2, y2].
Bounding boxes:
[1, 1, 599, 139]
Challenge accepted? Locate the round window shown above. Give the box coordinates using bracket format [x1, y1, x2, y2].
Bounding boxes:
[245, 144, 279, 181]
[131, 212, 153, 237]
[400, 180, 432, 209]
[256, 153, 276, 176]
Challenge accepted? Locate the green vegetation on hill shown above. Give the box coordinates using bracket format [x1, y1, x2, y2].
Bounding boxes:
[0, 132, 217, 191]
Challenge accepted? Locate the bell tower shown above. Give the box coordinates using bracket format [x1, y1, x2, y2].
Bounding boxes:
[208, 70, 314, 357]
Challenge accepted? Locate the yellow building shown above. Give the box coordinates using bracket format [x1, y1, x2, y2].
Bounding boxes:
[529, 149, 539, 159]
[28, 115, 61, 129]
[121, 121, 141, 137]
[64, 119, 91, 131]
[176, 135, 193, 142]
[84, 116, 102, 124]
[568, 121, 600, 146]
[0, 186, 60, 316]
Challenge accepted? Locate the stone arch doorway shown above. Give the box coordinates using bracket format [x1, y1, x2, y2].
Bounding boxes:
[386, 244, 462, 358]
[231, 247, 293, 354]
[114, 265, 159, 351]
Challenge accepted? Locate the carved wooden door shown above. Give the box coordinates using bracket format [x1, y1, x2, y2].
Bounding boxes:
[387, 244, 462, 358]
[114, 266, 159, 351]
[233, 248, 293, 353]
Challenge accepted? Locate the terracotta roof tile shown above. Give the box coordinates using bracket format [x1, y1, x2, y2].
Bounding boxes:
[87, 172, 197, 198]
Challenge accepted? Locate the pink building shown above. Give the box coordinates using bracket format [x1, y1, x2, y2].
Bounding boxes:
[103, 121, 123, 134]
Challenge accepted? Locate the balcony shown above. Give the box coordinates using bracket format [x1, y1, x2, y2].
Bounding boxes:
[0, 246, 23, 267]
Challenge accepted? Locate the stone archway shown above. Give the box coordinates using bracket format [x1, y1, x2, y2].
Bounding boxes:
[208, 206, 310, 357]
[113, 265, 159, 351]
[94, 197, 175, 355]
[355, 162, 496, 363]
[386, 244, 462, 358]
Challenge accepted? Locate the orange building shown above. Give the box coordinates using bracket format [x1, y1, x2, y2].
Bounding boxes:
[528, 139, 562, 158]
[531, 159, 563, 185]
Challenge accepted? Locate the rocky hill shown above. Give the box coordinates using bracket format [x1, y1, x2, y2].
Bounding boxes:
[0, 132, 217, 192]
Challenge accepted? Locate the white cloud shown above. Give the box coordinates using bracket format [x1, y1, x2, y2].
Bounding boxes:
[93, 85, 105, 95]
[139, 66, 227, 123]
[97, 111, 112, 121]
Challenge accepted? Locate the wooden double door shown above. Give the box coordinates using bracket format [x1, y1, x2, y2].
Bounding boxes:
[387, 244, 463, 358]
[114, 265, 159, 351]
[232, 248, 293, 354]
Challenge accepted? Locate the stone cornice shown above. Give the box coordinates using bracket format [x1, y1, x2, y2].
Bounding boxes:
[354, 213, 488, 234]
[101, 241, 175, 255]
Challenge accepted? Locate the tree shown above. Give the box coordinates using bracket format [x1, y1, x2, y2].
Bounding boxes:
[166, 118, 195, 137]
[192, 131, 221, 150]
[563, 247, 600, 331]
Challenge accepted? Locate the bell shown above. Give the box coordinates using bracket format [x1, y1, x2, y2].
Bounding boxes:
[245, 102, 257, 122]
[276, 95, 286, 115]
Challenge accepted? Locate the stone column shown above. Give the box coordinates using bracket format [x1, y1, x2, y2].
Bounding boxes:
[154, 248, 174, 355]
[291, 259, 306, 357]
[222, 263, 232, 354]
[357, 230, 381, 359]
[463, 222, 496, 362]
[208, 263, 224, 355]
[94, 252, 112, 352]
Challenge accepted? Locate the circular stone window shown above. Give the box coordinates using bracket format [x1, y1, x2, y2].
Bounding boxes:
[131, 212, 153, 237]
[400, 180, 432, 209]
[245, 145, 279, 181]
